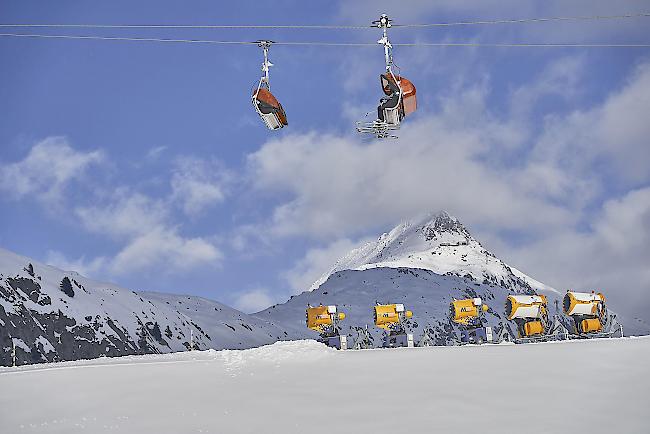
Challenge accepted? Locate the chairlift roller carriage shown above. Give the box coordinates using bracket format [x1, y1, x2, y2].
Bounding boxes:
[252, 41, 288, 130]
[357, 14, 417, 139]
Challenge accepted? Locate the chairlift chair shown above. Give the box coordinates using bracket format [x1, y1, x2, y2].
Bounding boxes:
[251, 41, 288, 130]
[252, 86, 288, 130]
[378, 72, 417, 126]
[356, 14, 417, 139]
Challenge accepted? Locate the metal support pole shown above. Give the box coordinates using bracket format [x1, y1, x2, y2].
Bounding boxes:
[258, 40, 273, 89]
[11, 338, 16, 367]
[375, 14, 393, 72]
[382, 27, 390, 70]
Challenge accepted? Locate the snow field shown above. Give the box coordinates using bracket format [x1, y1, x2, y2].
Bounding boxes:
[1, 336, 648, 434]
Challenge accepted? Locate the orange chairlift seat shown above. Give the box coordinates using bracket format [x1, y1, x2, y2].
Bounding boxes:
[252, 86, 288, 130]
[378, 72, 417, 126]
[251, 41, 288, 130]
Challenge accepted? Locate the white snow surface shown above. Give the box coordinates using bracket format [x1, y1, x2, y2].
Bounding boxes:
[1, 337, 648, 434]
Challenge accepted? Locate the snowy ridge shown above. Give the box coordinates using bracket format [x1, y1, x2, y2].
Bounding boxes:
[0, 247, 286, 366]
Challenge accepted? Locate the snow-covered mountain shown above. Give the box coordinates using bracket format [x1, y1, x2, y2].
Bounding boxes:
[311, 211, 554, 294]
[0, 248, 287, 366]
[258, 211, 643, 342]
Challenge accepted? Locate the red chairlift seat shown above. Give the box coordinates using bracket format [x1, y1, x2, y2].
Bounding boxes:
[378, 73, 417, 126]
[252, 86, 288, 130]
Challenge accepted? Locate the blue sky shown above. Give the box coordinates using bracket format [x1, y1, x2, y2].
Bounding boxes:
[1, 1, 649, 317]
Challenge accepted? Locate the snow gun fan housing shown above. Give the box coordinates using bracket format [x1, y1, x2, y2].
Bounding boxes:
[374, 303, 413, 330]
[505, 295, 556, 339]
[563, 291, 606, 334]
[374, 303, 414, 348]
[306, 305, 347, 350]
[449, 298, 493, 344]
[306, 305, 346, 332]
[450, 298, 488, 327]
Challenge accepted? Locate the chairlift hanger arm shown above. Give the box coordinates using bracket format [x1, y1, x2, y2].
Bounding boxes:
[374, 14, 394, 72]
[257, 40, 274, 88]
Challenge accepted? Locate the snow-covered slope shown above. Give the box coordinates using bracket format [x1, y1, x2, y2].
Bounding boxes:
[1, 337, 647, 434]
[0, 248, 286, 366]
[259, 266, 539, 344]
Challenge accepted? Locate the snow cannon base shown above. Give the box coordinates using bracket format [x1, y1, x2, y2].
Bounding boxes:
[460, 327, 493, 345]
[513, 315, 570, 344]
[569, 321, 624, 340]
[383, 332, 414, 348]
[320, 335, 348, 350]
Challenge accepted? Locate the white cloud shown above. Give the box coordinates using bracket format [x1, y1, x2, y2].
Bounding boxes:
[0, 138, 224, 277]
[283, 237, 373, 293]
[109, 227, 221, 275]
[76, 189, 168, 239]
[509, 56, 585, 121]
[45, 250, 107, 277]
[146, 145, 167, 161]
[233, 287, 276, 313]
[595, 188, 650, 253]
[531, 62, 650, 188]
[171, 157, 232, 217]
[0, 137, 104, 203]
[75, 188, 222, 275]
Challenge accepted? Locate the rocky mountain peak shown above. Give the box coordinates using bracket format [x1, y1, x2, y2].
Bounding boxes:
[419, 211, 471, 241]
[308, 211, 546, 295]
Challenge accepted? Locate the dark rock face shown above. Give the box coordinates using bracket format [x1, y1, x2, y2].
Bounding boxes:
[0, 297, 141, 366]
[59, 277, 75, 298]
[7, 277, 51, 306]
[423, 211, 471, 241]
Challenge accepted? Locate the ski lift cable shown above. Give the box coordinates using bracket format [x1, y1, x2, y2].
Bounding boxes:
[0, 24, 372, 30]
[0, 12, 648, 30]
[0, 33, 259, 44]
[392, 42, 650, 47]
[1, 33, 650, 48]
[392, 12, 650, 28]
